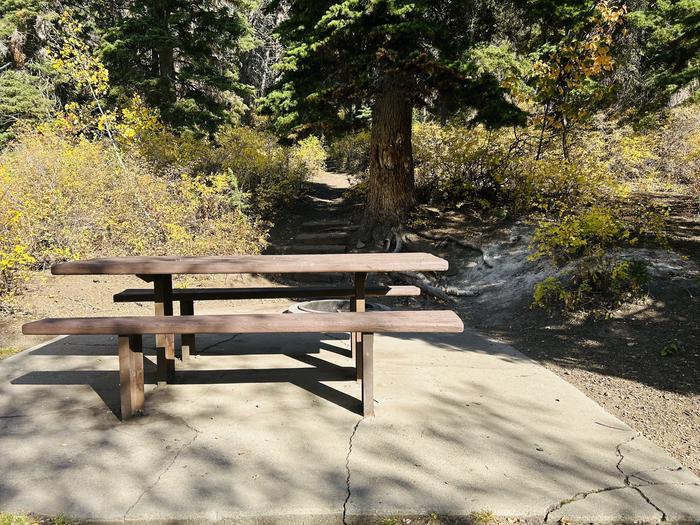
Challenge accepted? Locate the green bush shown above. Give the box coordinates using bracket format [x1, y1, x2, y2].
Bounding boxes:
[532, 258, 648, 313]
[214, 126, 323, 218]
[413, 122, 508, 208]
[327, 131, 370, 173]
[531, 207, 631, 264]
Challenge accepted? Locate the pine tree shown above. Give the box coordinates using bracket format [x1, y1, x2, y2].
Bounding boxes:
[98, 0, 254, 131]
[264, 0, 525, 238]
[626, 0, 700, 110]
[0, 1, 57, 143]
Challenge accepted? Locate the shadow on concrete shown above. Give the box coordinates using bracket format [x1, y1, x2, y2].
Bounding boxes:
[11, 333, 360, 418]
[1, 328, 699, 522]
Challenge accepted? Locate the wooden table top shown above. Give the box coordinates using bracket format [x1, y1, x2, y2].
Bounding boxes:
[51, 253, 448, 275]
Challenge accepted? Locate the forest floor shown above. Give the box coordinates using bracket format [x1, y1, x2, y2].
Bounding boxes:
[1, 169, 698, 480]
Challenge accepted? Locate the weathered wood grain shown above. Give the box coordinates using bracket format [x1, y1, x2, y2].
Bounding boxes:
[22, 311, 464, 335]
[52, 253, 448, 275]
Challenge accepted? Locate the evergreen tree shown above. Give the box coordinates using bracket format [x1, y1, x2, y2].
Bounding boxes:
[98, 0, 254, 131]
[0, 1, 56, 143]
[264, 0, 525, 237]
[626, 0, 700, 111]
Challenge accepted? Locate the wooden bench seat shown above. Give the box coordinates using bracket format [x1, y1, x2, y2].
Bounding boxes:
[23, 311, 463, 419]
[113, 285, 420, 362]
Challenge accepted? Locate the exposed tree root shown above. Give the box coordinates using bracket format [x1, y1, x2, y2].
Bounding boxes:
[411, 230, 493, 268]
[393, 271, 481, 300]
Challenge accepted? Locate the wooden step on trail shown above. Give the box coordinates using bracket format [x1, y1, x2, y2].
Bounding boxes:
[284, 244, 346, 254]
[301, 219, 352, 230]
[295, 231, 349, 244]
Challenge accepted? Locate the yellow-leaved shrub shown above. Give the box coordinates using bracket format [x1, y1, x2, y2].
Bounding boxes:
[0, 129, 266, 297]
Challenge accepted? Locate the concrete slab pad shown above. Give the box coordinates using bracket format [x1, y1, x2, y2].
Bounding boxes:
[0, 326, 698, 524]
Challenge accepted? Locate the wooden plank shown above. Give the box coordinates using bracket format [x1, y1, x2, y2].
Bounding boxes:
[118, 335, 144, 420]
[114, 285, 420, 303]
[52, 253, 449, 275]
[361, 332, 374, 417]
[22, 310, 465, 335]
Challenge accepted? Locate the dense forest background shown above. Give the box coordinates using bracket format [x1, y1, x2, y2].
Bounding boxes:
[0, 0, 698, 314]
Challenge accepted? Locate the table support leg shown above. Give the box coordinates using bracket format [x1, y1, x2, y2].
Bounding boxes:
[361, 332, 374, 417]
[180, 300, 195, 363]
[154, 275, 175, 386]
[118, 334, 144, 420]
[352, 272, 366, 380]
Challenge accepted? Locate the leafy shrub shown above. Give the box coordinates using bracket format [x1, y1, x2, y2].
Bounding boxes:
[40, 96, 322, 222]
[0, 129, 266, 297]
[532, 258, 648, 313]
[327, 131, 370, 173]
[506, 157, 618, 216]
[292, 135, 326, 174]
[531, 207, 631, 264]
[413, 122, 509, 208]
[215, 126, 323, 217]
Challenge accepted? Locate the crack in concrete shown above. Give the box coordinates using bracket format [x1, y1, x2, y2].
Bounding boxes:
[616, 436, 667, 521]
[544, 485, 629, 522]
[544, 434, 676, 523]
[342, 418, 362, 525]
[196, 334, 240, 355]
[123, 422, 200, 521]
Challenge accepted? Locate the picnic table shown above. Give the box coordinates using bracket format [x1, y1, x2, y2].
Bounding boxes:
[25, 253, 463, 418]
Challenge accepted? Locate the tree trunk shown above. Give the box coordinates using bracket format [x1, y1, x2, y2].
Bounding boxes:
[363, 75, 415, 244]
[153, 2, 176, 101]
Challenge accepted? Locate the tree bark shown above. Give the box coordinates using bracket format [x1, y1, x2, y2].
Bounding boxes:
[363, 75, 415, 243]
[153, 2, 176, 101]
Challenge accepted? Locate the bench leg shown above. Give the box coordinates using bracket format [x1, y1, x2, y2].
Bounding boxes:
[180, 300, 195, 363]
[154, 275, 175, 385]
[352, 272, 366, 362]
[361, 332, 374, 417]
[119, 335, 144, 420]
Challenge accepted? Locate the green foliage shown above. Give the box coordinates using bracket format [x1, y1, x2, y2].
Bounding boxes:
[214, 126, 322, 218]
[263, 0, 525, 137]
[531, 207, 631, 264]
[0, 346, 20, 359]
[0, 69, 54, 144]
[98, 0, 253, 131]
[327, 130, 370, 173]
[660, 340, 682, 357]
[413, 122, 511, 208]
[0, 125, 267, 299]
[0, 514, 77, 525]
[469, 510, 496, 525]
[626, 0, 700, 111]
[528, 1, 627, 157]
[532, 258, 648, 313]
